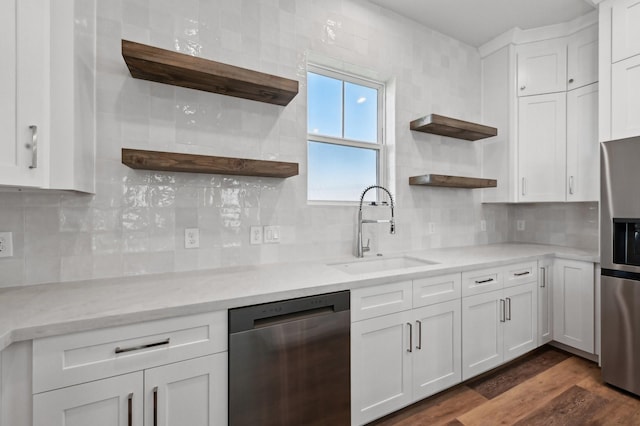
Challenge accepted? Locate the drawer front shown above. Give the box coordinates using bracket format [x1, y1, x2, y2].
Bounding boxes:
[503, 261, 538, 288]
[351, 281, 412, 322]
[33, 311, 227, 394]
[413, 273, 462, 308]
[462, 267, 502, 297]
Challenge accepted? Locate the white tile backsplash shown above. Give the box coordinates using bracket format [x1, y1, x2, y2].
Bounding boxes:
[0, 0, 597, 288]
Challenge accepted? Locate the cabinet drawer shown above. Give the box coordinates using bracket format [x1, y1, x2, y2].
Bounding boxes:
[33, 311, 227, 394]
[413, 273, 461, 308]
[462, 267, 502, 297]
[351, 281, 412, 322]
[503, 261, 538, 288]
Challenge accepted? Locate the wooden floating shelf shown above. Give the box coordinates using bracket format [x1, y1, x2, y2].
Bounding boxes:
[122, 148, 299, 178]
[409, 174, 497, 189]
[121, 40, 299, 106]
[410, 114, 497, 141]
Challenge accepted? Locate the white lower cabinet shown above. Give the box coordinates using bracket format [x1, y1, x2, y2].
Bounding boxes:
[553, 259, 595, 353]
[412, 300, 461, 400]
[462, 281, 537, 380]
[34, 372, 144, 426]
[351, 276, 462, 426]
[31, 311, 228, 426]
[538, 259, 553, 345]
[33, 354, 226, 426]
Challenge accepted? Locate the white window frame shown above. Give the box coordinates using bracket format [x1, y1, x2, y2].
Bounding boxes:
[306, 64, 386, 205]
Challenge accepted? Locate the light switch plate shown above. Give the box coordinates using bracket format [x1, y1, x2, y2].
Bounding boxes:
[264, 226, 280, 244]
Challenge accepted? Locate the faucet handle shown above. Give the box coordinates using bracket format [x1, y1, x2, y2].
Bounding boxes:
[363, 238, 371, 252]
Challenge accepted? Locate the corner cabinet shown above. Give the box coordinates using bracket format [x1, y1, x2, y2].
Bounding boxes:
[552, 259, 595, 354]
[481, 21, 599, 203]
[0, 0, 95, 192]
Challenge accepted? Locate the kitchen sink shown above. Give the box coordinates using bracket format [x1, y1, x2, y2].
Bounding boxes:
[329, 256, 439, 275]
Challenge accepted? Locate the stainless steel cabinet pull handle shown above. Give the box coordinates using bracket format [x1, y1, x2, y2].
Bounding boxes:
[475, 278, 494, 284]
[506, 297, 512, 321]
[569, 176, 574, 195]
[153, 386, 158, 426]
[407, 322, 412, 353]
[115, 338, 170, 354]
[416, 320, 422, 350]
[514, 271, 530, 276]
[500, 299, 506, 322]
[540, 267, 546, 288]
[522, 177, 526, 196]
[27, 125, 38, 169]
[127, 393, 133, 426]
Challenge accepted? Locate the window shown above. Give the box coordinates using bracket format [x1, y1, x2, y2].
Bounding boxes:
[307, 65, 384, 203]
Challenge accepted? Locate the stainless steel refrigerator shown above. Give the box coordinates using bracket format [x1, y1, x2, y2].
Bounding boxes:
[601, 136, 640, 395]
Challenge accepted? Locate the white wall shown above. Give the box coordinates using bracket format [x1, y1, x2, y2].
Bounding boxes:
[0, 0, 506, 287]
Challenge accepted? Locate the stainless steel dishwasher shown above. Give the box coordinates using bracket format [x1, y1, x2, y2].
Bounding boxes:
[228, 291, 350, 426]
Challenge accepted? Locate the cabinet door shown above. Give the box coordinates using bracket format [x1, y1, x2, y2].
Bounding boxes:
[553, 260, 595, 353]
[538, 260, 553, 346]
[145, 354, 227, 426]
[503, 282, 538, 362]
[0, 0, 47, 188]
[612, 0, 640, 63]
[351, 311, 412, 426]
[517, 38, 567, 96]
[518, 93, 567, 202]
[33, 372, 143, 426]
[462, 291, 503, 380]
[412, 300, 461, 401]
[566, 83, 599, 202]
[567, 25, 598, 90]
[612, 54, 640, 139]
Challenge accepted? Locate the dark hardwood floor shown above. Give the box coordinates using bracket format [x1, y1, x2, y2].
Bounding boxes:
[369, 346, 640, 425]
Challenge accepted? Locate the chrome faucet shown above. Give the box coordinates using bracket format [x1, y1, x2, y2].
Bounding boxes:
[357, 185, 395, 257]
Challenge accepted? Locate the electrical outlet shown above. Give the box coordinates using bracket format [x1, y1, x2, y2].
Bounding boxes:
[517, 220, 526, 231]
[250, 226, 263, 245]
[0, 232, 13, 258]
[480, 220, 487, 232]
[427, 222, 436, 234]
[185, 228, 200, 249]
[264, 225, 280, 244]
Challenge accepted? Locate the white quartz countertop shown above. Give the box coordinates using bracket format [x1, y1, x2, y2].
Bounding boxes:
[0, 243, 598, 352]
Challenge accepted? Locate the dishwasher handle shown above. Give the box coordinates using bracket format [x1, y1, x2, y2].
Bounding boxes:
[229, 290, 350, 333]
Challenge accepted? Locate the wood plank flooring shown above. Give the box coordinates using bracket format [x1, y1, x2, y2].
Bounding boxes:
[369, 346, 640, 425]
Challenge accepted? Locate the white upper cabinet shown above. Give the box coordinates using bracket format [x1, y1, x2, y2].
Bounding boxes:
[612, 0, 640, 62]
[600, 0, 640, 140]
[0, 0, 95, 192]
[517, 38, 567, 96]
[567, 25, 599, 90]
[566, 83, 599, 202]
[518, 92, 567, 202]
[0, 0, 48, 188]
[611, 54, 640, 139]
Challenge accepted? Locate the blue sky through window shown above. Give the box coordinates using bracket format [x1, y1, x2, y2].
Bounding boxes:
[307, 70, 381, 202]
[307, 142, 378, 201]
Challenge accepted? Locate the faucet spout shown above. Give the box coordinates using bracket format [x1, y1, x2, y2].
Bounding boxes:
[357, 185, 396, 257]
